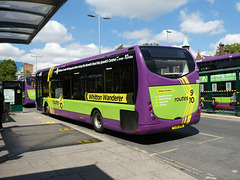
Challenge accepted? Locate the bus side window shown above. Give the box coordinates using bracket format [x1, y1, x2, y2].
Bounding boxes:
[59, 75, 71, 99]
[72, 72, 86, 100]
[86, 68, 103, 93]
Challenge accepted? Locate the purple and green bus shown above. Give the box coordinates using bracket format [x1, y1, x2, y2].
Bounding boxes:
[36, 45, 200, 134]
[17, 76, 36, 105]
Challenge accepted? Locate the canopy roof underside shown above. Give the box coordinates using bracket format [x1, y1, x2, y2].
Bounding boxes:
[0, 0, 67, 44]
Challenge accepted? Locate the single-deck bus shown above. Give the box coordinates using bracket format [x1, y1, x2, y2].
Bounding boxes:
[17, 76, 36, 105]
[36, 45, 200, 134]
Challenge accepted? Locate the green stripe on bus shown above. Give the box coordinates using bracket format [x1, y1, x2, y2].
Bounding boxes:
[43, 97, 135, 121]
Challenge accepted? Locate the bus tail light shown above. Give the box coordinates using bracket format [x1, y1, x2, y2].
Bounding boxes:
[148, 107, 152, 111]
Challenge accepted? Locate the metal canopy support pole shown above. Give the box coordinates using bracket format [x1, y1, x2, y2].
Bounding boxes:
[207, 74, 212, 111]
[236, 71, 240, 116]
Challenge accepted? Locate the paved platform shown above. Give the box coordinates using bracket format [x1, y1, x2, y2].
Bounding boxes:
[0, 109, 196, 180]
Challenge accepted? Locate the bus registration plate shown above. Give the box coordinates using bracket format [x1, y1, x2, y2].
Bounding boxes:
[172, 124, 185, 130]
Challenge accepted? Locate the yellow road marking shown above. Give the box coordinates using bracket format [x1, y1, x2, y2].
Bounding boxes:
[59, 128, 75, 131]
[150, 148, 178, 156]
[78, 139, 98, 144]
[199, 133, 224, 144]
[42, 121, 55, 124]
[35, 116, 46, 119]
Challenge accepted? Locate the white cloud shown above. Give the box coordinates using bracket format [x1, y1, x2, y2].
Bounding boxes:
[206, 0, 215, 4]
[180, 10, 225, 35]
[33, 20, 73, 43]
[119, 29, 152, 40]
[151, 30, 186, 44]
[0, 43, 25, 60]
[210, 34, 240, 51]
[119, 29, 186, 45]
[85, 0, 189, 20]
[20, 42, 113, 70]
[237, 2, 240, 11]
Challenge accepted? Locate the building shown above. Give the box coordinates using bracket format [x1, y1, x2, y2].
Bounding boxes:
[0, 60, 34, 79]
[181, 34, 190, 50]
[16, 62, 34, 79]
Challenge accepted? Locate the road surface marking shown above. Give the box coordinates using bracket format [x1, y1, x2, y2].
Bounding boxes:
[59, 128, 75, 131]
[42, 121, 55, 124]
[199, 132, 224, 144]
[149, 148, 178, 156]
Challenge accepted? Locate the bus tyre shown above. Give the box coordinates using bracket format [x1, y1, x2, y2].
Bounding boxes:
[92, 110, 104, 133]
[44, 103, 50, 115]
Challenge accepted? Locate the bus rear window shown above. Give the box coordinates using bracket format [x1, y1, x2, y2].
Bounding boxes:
[140, 46, 195, 78]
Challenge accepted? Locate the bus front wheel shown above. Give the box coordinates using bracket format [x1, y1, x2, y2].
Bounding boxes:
[92, 110, 104, 133]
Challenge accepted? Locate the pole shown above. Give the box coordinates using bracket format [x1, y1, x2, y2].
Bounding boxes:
[31, 55, 42, 73]
[166, 30, 172, 46]
[88, 14, 110, 54]
[98, 16, 101, 54]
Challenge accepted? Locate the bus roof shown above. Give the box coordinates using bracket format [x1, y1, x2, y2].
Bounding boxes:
[196, 52, 240, 63]
[37, 45, 187, 73]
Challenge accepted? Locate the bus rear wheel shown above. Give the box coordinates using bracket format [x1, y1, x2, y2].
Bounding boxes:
[92, 110, 104, 133]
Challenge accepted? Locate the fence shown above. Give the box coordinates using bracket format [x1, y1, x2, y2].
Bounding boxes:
[199, 67, 240, 116]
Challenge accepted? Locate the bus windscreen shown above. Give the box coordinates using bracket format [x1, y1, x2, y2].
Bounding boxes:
[140, 46, 195, 78]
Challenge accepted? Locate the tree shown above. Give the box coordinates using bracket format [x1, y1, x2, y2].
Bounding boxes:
[215, 43, 240, 56]
[143, 42, 159, 45]
[0, 59, 17, 81]
[116, 44, 125, 50]
[22, 70, 32, 78]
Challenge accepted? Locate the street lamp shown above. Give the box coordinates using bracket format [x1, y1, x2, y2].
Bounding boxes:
[31, 55, 42, 73]
[88, 14, 110, 54]
[166, 30, 172, 46]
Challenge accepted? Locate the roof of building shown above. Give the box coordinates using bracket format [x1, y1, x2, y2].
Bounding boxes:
[182, 35, 190, 47]
[0, 0, 67, 44]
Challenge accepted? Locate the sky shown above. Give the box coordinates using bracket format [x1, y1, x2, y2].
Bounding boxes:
[1, 0, 240, 72]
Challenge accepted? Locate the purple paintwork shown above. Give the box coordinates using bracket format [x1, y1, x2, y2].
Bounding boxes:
[196, 52, 240, 63]
[38, 45, 201, 134]
[16, 76, 35, 105]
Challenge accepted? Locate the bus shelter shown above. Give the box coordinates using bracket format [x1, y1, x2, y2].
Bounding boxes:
[199, 67, 240, 116]
[2, 81, 23, 112]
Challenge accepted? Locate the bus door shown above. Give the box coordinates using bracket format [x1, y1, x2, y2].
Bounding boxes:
[36, 78, 42, 110]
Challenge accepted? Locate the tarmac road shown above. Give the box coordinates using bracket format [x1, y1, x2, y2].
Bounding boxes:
[103, 113, 240, 180]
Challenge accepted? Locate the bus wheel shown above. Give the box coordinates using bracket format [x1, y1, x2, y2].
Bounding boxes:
[92, 110, 104, 133]
[44, 103, 50, 115]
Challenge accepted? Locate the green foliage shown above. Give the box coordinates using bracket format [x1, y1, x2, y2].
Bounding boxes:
[22, 70, 32, 78]
[116, 42, 160, 50]
[143, 42, 159, 45]
[225, 43, 240, 53]
[215, 43, 240, 56]
[116, 44, 125, 50]
[0, 59, 17, 81]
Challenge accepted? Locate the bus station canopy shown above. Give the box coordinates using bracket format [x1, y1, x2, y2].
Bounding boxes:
[0, 0, 67, 44]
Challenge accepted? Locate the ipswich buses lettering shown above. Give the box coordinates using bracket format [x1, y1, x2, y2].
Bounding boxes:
[85, 93, 128, 103]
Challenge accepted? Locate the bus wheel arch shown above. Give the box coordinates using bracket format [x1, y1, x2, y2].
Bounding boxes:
[91, 108, 104, 133]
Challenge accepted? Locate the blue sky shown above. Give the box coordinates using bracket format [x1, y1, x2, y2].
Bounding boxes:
[1, 0, 240, 71]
